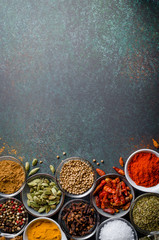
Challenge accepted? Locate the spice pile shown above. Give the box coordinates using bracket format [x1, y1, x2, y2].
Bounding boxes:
[0, 160, 25, 194]
[128, 152, 159, 187]
[60, 159, 94, 194]
[27, 177, 62, 214]
[0, 199, 27, 234]
[99, 219, 135, 240]
[26, 219, 61, 240]
[93, 176, 133, 214]
[61, 201, 96, 237]
[132, 194, 159, 232]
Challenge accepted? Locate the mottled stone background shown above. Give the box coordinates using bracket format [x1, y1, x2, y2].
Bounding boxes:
[0, 0, 159, 238]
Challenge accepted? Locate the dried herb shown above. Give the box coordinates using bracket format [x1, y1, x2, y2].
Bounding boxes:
[132, 195, 159, 232]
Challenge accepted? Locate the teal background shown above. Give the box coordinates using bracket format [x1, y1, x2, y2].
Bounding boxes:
[0, 0, 159, 239]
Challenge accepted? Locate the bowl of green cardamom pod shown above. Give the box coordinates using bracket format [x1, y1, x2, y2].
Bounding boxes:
[21, 173, 65, 217]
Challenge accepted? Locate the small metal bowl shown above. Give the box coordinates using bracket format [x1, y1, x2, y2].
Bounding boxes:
[55, 157, 97, 198]
[129, 192, 159, 236]
[96, 218, 138, 240]
[21, 173, 65, 217]
[0, 197, 28, 239]
[58, 199, 100, 240]
[90, 173, 135, 218]
[23, 217, 67, 240]
[125, 149, 159, 193]
[0, 156, 26, 198]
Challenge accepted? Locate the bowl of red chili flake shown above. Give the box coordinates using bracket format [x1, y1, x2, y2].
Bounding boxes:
[125, 149, 159, 193]
[0, 198, 28, 238]
[91, 173, 135, 218]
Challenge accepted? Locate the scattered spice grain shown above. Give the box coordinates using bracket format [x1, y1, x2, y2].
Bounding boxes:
[93, 159, 96, 162]
[97, 162, 100, 166]
[60, 159, 94, 194]
[63, 152, 66, 155]
[101, 160, 104, 163]
[57, 155, 60, 159]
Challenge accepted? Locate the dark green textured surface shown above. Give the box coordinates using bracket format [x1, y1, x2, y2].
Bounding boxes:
[0, 0, 159, 239]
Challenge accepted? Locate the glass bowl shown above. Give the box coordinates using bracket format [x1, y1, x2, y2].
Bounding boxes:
[21, 173, 65, 217]
[0, 156, 26, 198]
[129, 193, 159, 236]
[58, 199, 100, 240]
[55, 157, 97, 198]
[96, 218, 138, 240]
[23, 217, 67, 240]
[90, 173, 135, 218]
[0, 197, 28, 239]
[125, 149, 159, 193]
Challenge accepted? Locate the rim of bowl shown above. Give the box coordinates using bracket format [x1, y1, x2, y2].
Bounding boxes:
[125, 149, 159, 193]
[55, 157, 97, 198]
[21, 173, 65, 217]
[58, 198, 100, 240]
[129, 192, 159, 236]
[23, 217, 63, 240]
[90, 173, 135, 218]
[96, 217, 138, 240]
[0, 156, 26, 198]
[0, 197, 28, 239]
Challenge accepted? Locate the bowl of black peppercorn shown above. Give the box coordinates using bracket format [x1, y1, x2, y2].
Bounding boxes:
[0, 197, 28, 239]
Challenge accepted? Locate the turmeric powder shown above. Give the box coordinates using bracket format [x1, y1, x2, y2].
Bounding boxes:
[0, 160, 25, 194]
[27, 219, 61, 240]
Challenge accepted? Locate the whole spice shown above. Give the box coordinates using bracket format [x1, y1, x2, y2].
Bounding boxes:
[0, 199, 27, 234]
[32, 159, 38, 166]
[113, 166, 125, 176]
[28, 168, 40, 177]
[152, 138, 159, 149]
[27, 177, 61, 213]
[119, 157, 124, 167]
[62, 201, 96, 236]
[0, 160, 25, 194]
[27, 219, 61, 240]
[93, 177, 133, 214]
[128, 152, 159, 187]
[96, 168, 106, 176]
[60, 159, 94, 195]
[49, 165, 55, 174]
[132, 195, 159, 232]
[25, 162, 30, 172]
[99, 219, 135, 240]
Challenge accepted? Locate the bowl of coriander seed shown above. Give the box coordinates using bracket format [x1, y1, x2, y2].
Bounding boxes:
[55, 157, 97, 198]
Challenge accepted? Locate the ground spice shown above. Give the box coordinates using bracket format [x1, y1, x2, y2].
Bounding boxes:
[0, 160, 25, 194]
[27, 219, 61, 240]
[132, 195, 159, 232]
[128, 152, 159, 187]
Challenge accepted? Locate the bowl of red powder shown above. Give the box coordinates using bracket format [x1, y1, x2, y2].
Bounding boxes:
[125, 149, 159, 193]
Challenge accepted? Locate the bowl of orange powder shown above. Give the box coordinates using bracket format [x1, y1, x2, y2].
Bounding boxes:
[0, 156, 26, 197]
[125, 149, 159, 193]
[23, 217, 67, 240]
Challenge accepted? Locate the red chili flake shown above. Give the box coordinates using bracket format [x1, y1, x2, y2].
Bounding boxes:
[20, 222, 23, 225]
[18, 210, 22, 213]
[12, 206, 15, 209]
[2, 208, 6, 211]
[11, 200, 14, 203]
[16, 220, 19, 224]
[0, 204, 2, 208]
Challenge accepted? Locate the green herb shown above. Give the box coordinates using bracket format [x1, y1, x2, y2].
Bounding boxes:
[132, 195, 159, 232]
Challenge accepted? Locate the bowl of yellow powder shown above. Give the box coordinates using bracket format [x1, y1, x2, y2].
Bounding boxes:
[0, 156, 26, 197]
[23, 217, 66, 240]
